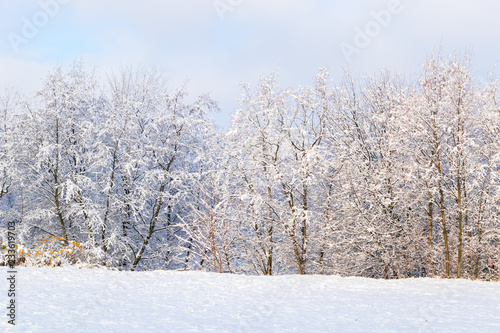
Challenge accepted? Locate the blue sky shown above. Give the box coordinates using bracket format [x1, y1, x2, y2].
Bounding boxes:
[1, 0, 500, 128]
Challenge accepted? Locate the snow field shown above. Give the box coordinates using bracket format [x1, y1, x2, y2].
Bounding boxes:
[1, 267, 499, 332]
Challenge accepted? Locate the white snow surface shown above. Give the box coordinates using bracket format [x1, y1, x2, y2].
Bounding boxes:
[1, 267, 499, 332]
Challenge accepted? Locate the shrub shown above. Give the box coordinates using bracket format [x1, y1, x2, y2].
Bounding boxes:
[1, 236, 107, 268]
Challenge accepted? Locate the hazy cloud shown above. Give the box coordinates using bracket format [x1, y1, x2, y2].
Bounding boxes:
[1, 0, 499, 127]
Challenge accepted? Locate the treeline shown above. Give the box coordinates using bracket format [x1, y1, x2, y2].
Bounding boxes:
[1, 54, 499, 279]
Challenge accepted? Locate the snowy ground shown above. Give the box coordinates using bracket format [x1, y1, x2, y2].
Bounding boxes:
[1, 267, 499, 332]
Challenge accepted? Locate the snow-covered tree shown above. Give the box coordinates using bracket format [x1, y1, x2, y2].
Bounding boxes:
[13, 63, 108, 258]
[2, 52, 499, 279]
[106, 67, 218, 270]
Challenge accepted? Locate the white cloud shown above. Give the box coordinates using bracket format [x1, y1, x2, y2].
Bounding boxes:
[1, 0, 500, 128]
